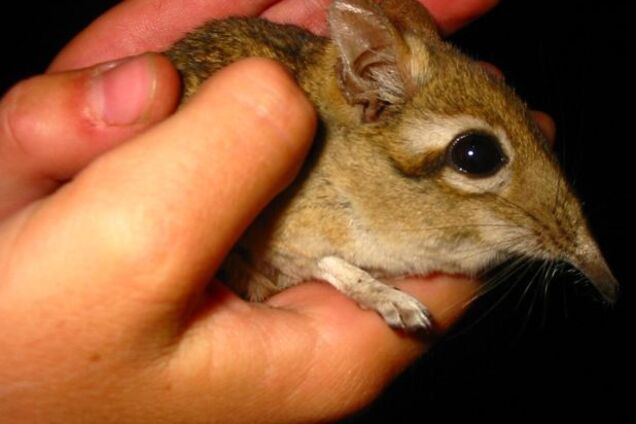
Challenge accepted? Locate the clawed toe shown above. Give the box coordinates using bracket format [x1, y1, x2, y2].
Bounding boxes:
[376, 290, 433, 332]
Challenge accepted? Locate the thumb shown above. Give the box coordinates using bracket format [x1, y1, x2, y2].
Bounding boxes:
[3, 58, 316, 340]
[0, 53, 180, 217]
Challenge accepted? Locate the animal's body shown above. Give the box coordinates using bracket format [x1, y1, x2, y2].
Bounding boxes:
[166, 0, 617, 331]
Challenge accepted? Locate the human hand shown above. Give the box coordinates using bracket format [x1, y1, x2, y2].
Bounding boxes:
[0, 1, 551, 422]
[0, 56, 478, 422]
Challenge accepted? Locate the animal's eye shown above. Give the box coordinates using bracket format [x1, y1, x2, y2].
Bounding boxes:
[446, 131, 508, 177]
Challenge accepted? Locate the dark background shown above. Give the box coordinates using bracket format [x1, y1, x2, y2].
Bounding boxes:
[1, 0, 631, 422]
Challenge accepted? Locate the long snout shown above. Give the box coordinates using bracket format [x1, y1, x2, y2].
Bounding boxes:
[571, 231, 619, 304]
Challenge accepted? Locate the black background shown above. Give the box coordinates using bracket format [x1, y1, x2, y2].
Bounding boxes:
[1, 0, 631, 422]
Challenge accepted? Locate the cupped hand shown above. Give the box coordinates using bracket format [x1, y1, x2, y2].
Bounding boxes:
[0, 1, 532, 422]
[0, 57, 478, 423]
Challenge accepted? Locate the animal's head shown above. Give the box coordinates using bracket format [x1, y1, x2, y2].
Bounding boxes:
[325, 0, 618, 301]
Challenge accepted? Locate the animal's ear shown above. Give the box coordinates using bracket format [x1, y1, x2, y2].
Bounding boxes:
[328, 0, 438, 122]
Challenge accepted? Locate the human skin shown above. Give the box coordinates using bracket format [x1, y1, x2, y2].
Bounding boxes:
[0, 1, 555, 422]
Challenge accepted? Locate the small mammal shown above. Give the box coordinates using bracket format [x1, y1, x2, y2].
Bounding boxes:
[167, 0, 618, 331]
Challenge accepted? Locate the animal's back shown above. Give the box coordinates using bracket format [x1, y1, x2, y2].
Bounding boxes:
[167, 17, 328, 101]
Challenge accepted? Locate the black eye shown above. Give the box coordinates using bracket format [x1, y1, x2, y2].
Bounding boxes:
[447, 131, 508, 177]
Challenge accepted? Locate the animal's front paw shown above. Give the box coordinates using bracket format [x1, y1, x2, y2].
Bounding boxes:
[369, 287, 433, 332]
[317, 256, 433, 332]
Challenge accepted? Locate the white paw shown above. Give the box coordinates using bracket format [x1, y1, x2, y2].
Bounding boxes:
[372, 288, 433, 332]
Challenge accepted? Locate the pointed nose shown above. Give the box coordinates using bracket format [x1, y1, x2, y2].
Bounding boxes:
[572, 232, 619, 304]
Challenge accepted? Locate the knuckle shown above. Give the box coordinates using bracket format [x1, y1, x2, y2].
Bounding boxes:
[0, 80, 33, 157]
[96, 202, 186, 277]
[72, 165, 189, 280]
[225, 58, 315, 146]
[233, 60, 316, 176]
[0, 74, 84, 161]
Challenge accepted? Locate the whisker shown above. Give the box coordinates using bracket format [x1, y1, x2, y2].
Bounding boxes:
[515, 261, 542, 310]
[540, 260, 561, 328]
[525, 265, 546, 324]
[444, 257, 526, 337]
[451, 255, 571, 342]
[460, 258, 535, 335]
[467, 256, 527, 305]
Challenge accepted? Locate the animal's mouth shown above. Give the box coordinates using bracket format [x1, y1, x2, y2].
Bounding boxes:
[476, 254, 619, 306]
[386, 272, 476, 284]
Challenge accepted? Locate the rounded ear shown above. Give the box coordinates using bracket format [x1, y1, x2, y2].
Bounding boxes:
[328, 0, 437, 122]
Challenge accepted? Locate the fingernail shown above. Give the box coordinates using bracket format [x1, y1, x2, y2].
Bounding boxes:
[89, 54, 156, 126]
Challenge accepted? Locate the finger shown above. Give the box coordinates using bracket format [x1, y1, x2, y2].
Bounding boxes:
[49, 0, 280, 71]
[7, 59, 315, 328]
[262, 0, 500, 35]
[531, 110, 557, 144]
[260, 0, 333, 34]
[266, 273, 478, 422]
[0, 53, 180, 218]
[173, 275, 479, 423]
[50, 0, 500, 72]
[422, 0, 500, 35]
[477, 60, 505, 80]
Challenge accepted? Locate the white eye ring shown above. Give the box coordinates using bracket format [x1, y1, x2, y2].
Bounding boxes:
[400, 114, 515, 194]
